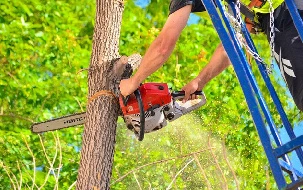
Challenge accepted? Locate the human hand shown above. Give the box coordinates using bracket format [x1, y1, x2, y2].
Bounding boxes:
[181, 78, 202, 103]
[119, 77, 140, 97]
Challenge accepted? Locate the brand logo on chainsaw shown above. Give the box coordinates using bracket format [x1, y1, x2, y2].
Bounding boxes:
[128, 106, 133, 111]
[63, 116, 86, 124]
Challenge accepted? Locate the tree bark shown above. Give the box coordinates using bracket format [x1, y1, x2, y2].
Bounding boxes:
[76, 1, 124, 189]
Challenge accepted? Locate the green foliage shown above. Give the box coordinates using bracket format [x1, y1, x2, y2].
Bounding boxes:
[0, 0, 91, 188]
[0, 0, 301, 189]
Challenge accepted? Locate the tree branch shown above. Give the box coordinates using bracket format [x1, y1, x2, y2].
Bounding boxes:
[22, 136, 36, 190]
[68, 181, 77, 190]
[208, 135, 228, 190]
[1, 163, 17, 190]
[38, 133, 56, 189]
[0, 113, 34, 123]
[193, 154, 212, 189]
[34, 93, 52, 121]
[222, 138, 239, 190]
[54, 132, 63, 190]
[6, 71, 21, 86]
[133, 172, 142, 190]
[20, 162, 39, 189]
[111, 147, 214, 185]
[17, 161, 23, 190]
[166, 158, 194, 190]
[74, 96, 85, 112]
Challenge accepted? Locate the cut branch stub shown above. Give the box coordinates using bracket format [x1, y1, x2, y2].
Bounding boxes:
[127, 53, 142, 70]
[112, 55, 128, 79]
[112, 53, 142, 79]
[112, 53, 142, 87]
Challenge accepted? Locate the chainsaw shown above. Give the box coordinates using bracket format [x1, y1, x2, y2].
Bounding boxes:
[119, 82, 206, 140]
[31, 82, 206, 141]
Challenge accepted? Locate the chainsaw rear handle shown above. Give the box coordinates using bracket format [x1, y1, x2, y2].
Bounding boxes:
[171, 91, 203, 100]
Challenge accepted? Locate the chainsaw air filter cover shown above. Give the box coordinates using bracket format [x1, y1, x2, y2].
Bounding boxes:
[120, 83, 171, 115]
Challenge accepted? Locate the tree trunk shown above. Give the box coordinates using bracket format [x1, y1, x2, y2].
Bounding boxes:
[76, 1, 124, 189]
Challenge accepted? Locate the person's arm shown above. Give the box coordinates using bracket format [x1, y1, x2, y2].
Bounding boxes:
[119, 5, 192, 97]
[181, 43, 231, 102]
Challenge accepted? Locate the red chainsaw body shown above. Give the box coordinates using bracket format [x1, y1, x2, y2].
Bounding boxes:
[119, 83, 171, 115]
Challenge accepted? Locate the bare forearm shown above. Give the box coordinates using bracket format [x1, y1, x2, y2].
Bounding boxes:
[132, 34, 175, 84]
[196, 43, 231, 89]
[131, 5, 191, 86]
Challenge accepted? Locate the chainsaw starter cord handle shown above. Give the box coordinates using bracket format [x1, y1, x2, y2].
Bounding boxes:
[134, 89, 145, 141]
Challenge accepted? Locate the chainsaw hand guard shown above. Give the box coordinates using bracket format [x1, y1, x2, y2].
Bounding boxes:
[134, 89, 145, 141]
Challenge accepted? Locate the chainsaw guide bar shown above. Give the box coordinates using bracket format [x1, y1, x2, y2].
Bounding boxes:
[31, 112, 86, 133]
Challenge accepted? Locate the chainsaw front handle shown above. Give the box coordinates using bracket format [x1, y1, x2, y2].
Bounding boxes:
[171, 91, 203, 100]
